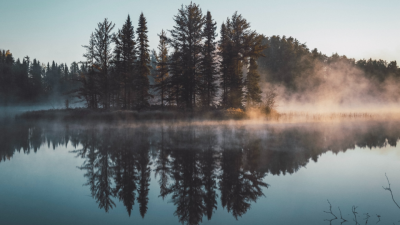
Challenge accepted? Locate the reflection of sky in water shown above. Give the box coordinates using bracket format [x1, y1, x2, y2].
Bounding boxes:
[0, 122, 399, 225]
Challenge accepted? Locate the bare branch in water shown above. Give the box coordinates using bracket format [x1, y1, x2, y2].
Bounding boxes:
[324, 200, 338, 224]
[352, 206, 360, 225]
[376, 214, 381, 224]
[364, 213, 370, 225]
[338, 207, 348, 224]
[383, 173, 400, 210]
[324, 200, 338, 218]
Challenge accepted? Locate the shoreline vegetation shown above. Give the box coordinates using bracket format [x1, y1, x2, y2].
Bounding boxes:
[2, 2, 400, 117]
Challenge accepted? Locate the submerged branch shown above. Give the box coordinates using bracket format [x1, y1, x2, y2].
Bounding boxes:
[338, 207, 348, 224]
[364, 213, 370, 225]
[383, 173, 400, 210]
[376, 214, 381, 224]
[352, 206, 360, 225]
[324, 199, 338, 224]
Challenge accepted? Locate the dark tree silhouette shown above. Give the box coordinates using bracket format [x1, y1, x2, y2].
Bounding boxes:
[169, 3, 205, 110]
[199, 11, 218, 108]
[153, 30, 170, 109]
[113, 15, 137, 109]
[135, 13, 151, 109]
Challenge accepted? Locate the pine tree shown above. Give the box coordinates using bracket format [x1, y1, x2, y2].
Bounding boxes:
[135, 13, 151, 109]
[169, 3, 205, 110]
[219, 12, 266, 108]
[30, 59, 43, 99]
[218, 23, 231, 107]
[94, 18, 115, 109]
[154, 30, 169, 110]
[168, 47, 183, 108]
[0, 50, 15, 106]
[80, 33, 99, 108]
[13, 57, 30, 101]
[114, 15, 137, 109]
[246, 57, 262, 106]
[200, 11, 218, 108]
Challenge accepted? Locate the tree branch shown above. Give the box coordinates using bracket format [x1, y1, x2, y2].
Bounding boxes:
[383, 173, 400, 210]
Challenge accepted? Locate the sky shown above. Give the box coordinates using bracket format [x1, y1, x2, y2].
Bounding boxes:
[1, 0, 400, 65]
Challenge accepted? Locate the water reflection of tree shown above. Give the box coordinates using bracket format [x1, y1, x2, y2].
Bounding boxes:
[4, 121, 400, 223]
[136, 129, 151, 218]
[76, 129, 116, 212]
[165, 126, 207, 225]
[200, 127, 219, 221]
[113, 130, 137, 216]
[219, 148, 269, 219]
[70, 127, 150, 215]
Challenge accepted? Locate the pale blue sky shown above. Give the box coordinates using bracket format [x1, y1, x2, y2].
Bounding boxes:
[1, 0, 399, 65]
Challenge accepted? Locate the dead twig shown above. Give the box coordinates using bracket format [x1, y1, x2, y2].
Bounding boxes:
[383, 173, 400, 210]
[338, 207, 348, 224]
[364, 213, 370, 225]
[324, 200, 338, 224]
[353, 206, 360, 225]
[376, 214, 381, 224]
[324, 200, 338, 219]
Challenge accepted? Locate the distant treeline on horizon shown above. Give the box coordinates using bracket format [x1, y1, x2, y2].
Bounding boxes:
[1, 2, 399, 109]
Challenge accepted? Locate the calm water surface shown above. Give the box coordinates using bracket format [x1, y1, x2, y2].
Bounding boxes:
[0, 120, 399, 225]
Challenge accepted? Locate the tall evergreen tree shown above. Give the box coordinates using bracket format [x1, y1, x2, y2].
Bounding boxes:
[114, 15, 137, 109]
[169, 3, 205, 110]
[219, 12, 266, 108]
[80, 33, 99, 108]
[218, 23, 231, 107]
[168, 47, 184, 107]
[200, 11, 218, 108]
[245, 57, 262, 106]
[135, 13, 151, 109]
[0, 50, 15, 105]
[30, 59, 42, 99]
[154, 30, 169, 110]
[13, 57, 30, 101]
[94, 18, 115, 109]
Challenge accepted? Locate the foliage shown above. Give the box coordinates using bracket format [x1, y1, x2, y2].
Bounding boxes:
[2, 2, 400, 111]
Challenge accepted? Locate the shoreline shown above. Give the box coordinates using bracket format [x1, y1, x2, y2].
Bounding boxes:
[15, 108, 250, 122]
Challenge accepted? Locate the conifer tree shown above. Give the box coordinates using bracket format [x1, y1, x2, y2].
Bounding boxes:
[154, 30, 169, 110]
[200, 11, 218, 108]
[94, 18, 115, 109]
[30, 59, 42, 99]
[169, 3, 205, 110]
[114, 15, 137, 109]
[0, 50, 14, 106]
[13, 57, 30, 101]
[219, 12, 266, 108]
[135, 13, 151, 109]
[80, 33, 99, 108]
[168, 48, 184, 107]
[218, 23, 231, 107]
[245, 57, 262, 106]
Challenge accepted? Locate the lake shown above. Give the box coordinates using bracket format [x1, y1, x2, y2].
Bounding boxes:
[1, 120, 399, 225]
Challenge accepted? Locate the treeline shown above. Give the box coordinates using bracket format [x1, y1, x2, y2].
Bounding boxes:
[2, 2, 400, 109]
[0, 50, 80, 106]
[258, 35, 400, 92]
[1, 3, 266, 109]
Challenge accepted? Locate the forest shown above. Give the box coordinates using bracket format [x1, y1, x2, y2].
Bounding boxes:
[1, 2, 399, 111]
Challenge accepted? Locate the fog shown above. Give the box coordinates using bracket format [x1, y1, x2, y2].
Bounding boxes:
[261, 56, 400, 116]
